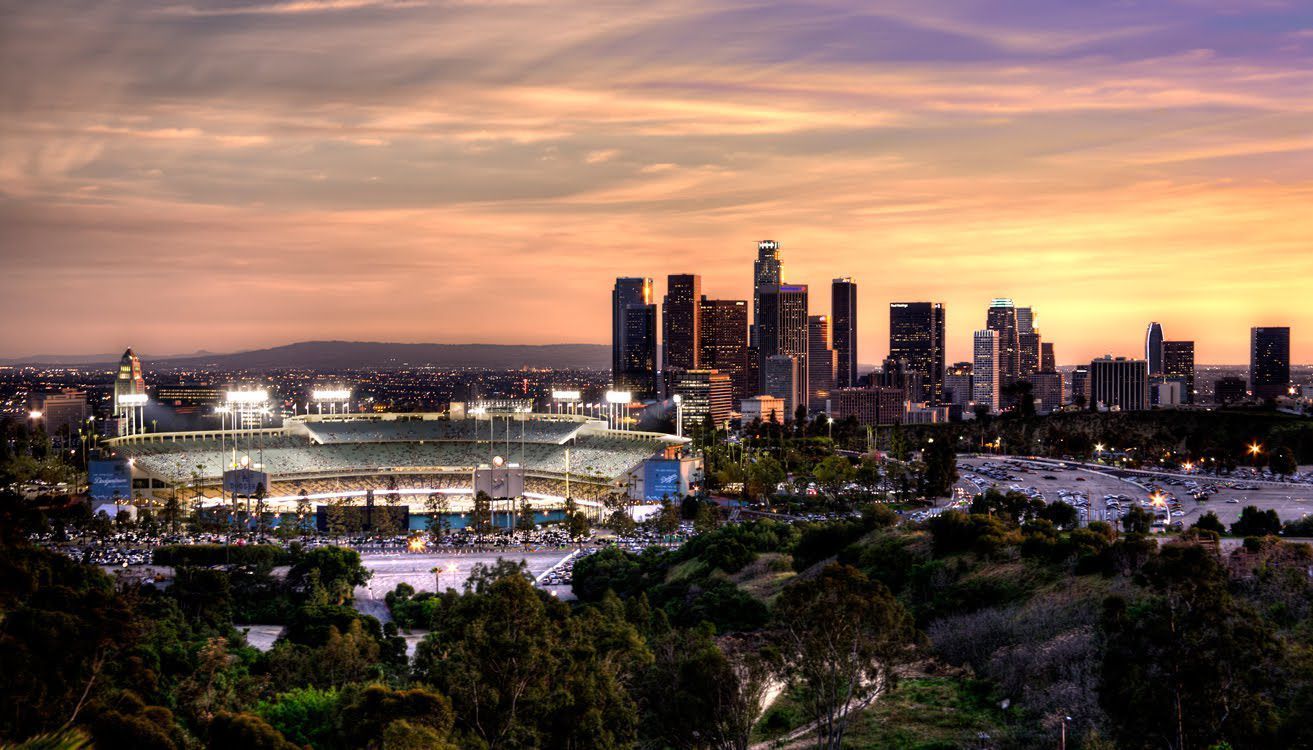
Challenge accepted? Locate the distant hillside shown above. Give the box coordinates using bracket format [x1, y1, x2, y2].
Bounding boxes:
[3, 341, 610, 370]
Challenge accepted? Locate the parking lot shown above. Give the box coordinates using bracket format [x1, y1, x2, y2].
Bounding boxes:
[954, 456, 1313, 530]
[354, 549, 575, 620]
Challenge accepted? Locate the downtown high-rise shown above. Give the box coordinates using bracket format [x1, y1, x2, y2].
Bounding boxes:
[807, 315, 836, 412]
[757, 283, 809, 407]
[699, 297, 750, 404]
[1250, 327, 1291, 400]
[1089, 356, 1148, 411]
[985, 298, 1020, 388]
[750, 241, 782, 349]
[662, 274, 701, 374]
[1145, 322, 1165, 377]
[972, 329, 1000, 413]
[612, 277, 657, 399]
[1163, 340, 1195, 404]
[831, 277, 858, 389]
[888, 302, 945, 403]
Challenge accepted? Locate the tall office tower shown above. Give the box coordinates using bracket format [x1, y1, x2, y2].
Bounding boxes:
[1016, 307, 1034, 335]
[985, 298, 1020, 387]
[807, 315, 836, 412]
[757, 283, 809, 398]
[1089, 356, 1149, 411]
[619, 304, 659, 399]
[972, 330, 1000, 414]
[672, 370, 733, 434]
[944, 362, 974, 409]
[763, 355, 803, 417]
[1162, 340, 1196, 404]
[40, 389, 88, 446]
[662, 274, 701, 375]
[1030, 371, 1064, 414]
[1250, 327, 1291, 400]
[1071, 365, 1090, 407]
[831, 277, 859, 389]
[699, 298, 749, 403]
[1040, 342, 1056, 373]
[1145, 322, 1165, 377]
[888, 302, 945, 402]
[751, 240, 782, 348]
[1019, 331, 1042, 378]
[612, 277, 653, 378]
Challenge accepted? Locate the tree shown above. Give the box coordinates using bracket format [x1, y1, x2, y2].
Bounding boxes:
[1100, 544, 1282, 750]
[207, 712, 300, 750]
[1231, 506, 1281, 537]
[745, 455, 785, 502]
[1270, 447, 1298, 477]
[1192, 511, 1226, 535]
[607, 508, 636, 536]
[471, 491, 493, 543]
[773, 564, 914, 750]
[1122, 505, 1154, 535]
[286, 546, 371, 605]
[920, 438, 958, 499]
[812, 456, 856, 501]
[334, 685, 457, 750]
[638, 626, 773, 750]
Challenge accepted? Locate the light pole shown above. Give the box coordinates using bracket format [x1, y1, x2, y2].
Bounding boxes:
[1060, 715, 1072, 750]
[673, 394, 683, 438]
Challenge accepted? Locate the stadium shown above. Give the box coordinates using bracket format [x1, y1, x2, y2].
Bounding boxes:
[99, 409, 698, 515]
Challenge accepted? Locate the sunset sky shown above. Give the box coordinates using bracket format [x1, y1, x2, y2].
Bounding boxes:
[2, 0, 1310, 364]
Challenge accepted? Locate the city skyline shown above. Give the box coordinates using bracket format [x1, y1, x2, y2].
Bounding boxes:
[4, 1, 1313, 363]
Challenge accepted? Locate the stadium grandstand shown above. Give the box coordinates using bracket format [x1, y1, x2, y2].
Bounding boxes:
[100, 413, 693, 511]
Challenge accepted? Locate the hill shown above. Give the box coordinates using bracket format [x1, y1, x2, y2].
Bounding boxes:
[2, 341, 610, 370]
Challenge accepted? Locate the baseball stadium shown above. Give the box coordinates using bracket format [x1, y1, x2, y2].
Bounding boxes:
[98, 409, 698, 515]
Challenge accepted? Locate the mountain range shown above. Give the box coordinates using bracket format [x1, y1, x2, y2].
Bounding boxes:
[1, 341, 611, 370]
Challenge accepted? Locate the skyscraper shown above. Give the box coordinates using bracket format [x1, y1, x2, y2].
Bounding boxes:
[1016, 307, 1034, 335]
[944, 362, 973, 410]
[619, 304, 658, 399]
[888, 302, 945, 402]
[751, 240, 782, 348]
[612, 277, 652, 377]
[672, 370, 733, 435]
[1019, 330, 1042, 379]
[1030, 371, 1064, 414]
[973, 330, 1000, 414]
[1145, 322, 1164, 377]
[1250, 327, 1291, 400]
[831, 277, 858, 389]
[763, 354, 803, 417]
[1071, 365, 1090, 407]
[1089, 356, 1149, 411]
[699, 298, 749, 404]
[985, 299, 1020, 387]
[1040, 342, 1056, 373]
[612, 277, 658, 399]
[1162, 340, 1195, 404]
[757, 283, 809, 399]
[662, 274, 701, 373]
[807, 315, 836, 412]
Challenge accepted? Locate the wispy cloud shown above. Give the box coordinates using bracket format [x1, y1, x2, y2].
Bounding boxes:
[1, 0, 1311, 361]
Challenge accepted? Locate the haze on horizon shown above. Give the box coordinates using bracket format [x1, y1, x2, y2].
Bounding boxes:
[2, 0, 1311, 365]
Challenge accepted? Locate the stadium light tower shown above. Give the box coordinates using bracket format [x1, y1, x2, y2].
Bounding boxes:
[672, 394, 683, 438]
[605, 390, 631, 431]
[552, 389, 581, 415]
[312, 387, 352, 415]
[225, 388, 270, 431]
